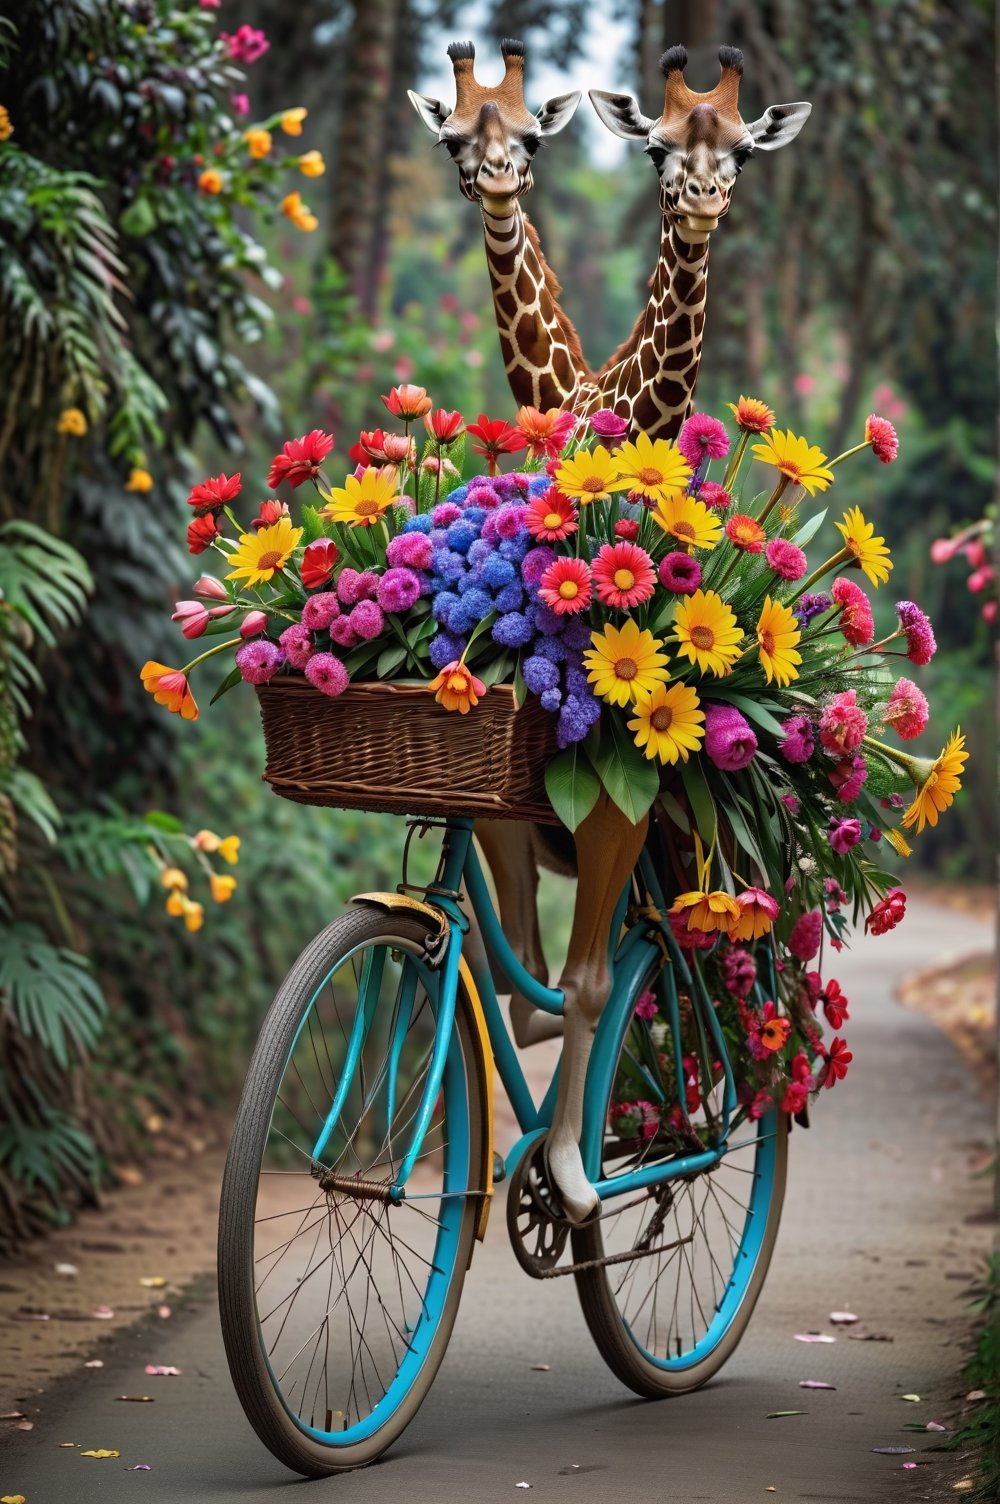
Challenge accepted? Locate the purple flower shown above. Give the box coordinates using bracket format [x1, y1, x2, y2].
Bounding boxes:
[659, 552, 702, 595]
[492, 611, 535, 649]
[235, 639, 284, 684]
[540, 687, 562, 712]
[556, 693, 601, 747]
[429, 629, 467, 669]
[494, 582, 525, 612]
[279, 623, 314, 669]
[704, 703, 757, 771]
[779, 714, 815, 764]
[349, 600, 384, 641]
[302, 592, 340, 630]
[386, 532, 432, 570]
[376, 567, 422, 614]
[337, 568, 379, 606]
[765, 538, 807, 582]
[588, 408, 629, 440]
[793, 592, 831, 625]
[522, 546, 556, 587]
[677, 412, 729, 468]
[895, 600, 937, 666]
[431, 501, 463, 527]
[483, 503, 527, 542]
[828, 817, 862, 855]
[305, 652, 349, 698]
[522, 656, 560, 695]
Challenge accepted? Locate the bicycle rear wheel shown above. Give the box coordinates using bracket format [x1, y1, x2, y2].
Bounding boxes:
[573, 998, 787, 1397]
[218, 908, 484, 1476]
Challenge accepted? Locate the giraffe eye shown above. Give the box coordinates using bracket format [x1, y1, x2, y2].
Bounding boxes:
[441, 136, 465, 159]
[732, 144, 754, 170]
[522, 134, 541, 157]
[645, 143, 668, 170]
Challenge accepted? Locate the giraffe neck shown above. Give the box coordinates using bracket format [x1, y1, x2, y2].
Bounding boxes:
[579, 205, 711, 441]
[480, 200, 591, 412]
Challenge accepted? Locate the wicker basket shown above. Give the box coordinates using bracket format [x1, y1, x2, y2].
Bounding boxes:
[256, 677, 560, 823]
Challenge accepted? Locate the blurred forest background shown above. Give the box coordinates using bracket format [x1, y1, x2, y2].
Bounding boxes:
[0, 0, 995, 1245]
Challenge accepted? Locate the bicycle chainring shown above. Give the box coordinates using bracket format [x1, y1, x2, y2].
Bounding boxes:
[506, 1136, 571, 1278]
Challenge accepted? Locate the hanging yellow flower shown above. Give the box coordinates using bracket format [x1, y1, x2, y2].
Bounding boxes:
[320, 467, 399, 528]
[198, 168, 224, 195]
[0, 105, 13, 142]
[281, 190, 318, 232]
[755, 595, 802, 685]
[298, 150, 326, 177]
[210, 873, 238, 903]
[627, 682, 704, 764]
[225, 516, 303, 588]
[901, 729, 968, 834]
[751, 428, 833, 495]
[126, 467, 154, 493]
[670, 889, 741, 935]
[281, 107, 308, 136]
[583, 618, 670, 707]
[835, 505, 893, 587]
[650, 493, 723, 551]
[217, 835, 241, 865]
[244, 127, 273, 160]
[57, 407, 88, 437]
[552, 445, 631, 504]
[611, 432, 691, 504]
[161, 866, 188, 893]
[672, 589, 742, 677]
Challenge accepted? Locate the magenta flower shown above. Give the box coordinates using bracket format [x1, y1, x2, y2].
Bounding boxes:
[865, 413, 899, 464]
[232, 93, 250, 117]
[522, 545, 557, 587]
[831, 577, 874, 647]
[219, 25, 270, 63]
[302, 592, 341, 630]
[239, 610, 268, 639]
[279, 623, 314, 670]
[828, 753, 867, 803]
[634, 990, 658, 1021]
[697, 481, 732, 511]
[779, 713, 815, 764]
[349, 600, 384, 640]
[431, 501, 463, 527]
[819, 689, 867, 756]
[588, 408, 629, 440]
[305, 652, 349, 697]
[723, 946, 756, 998]
[704, 702, 757, 771]
[328, 617, 360, 649]
[235, 639, 284, 684]
[789, 909, 823, 963]
[386, 532, 433, 570]
[896, 600, 937, 666]
[336, 568, 379, 606]
[765, 538, 807, 582]
[828, 817, 862, 855]
[885, 677, 929, 740]
[171, 600, 209, 640]
[677, 412, 729, 469]
[658, 551, 702, 595]
[376, 567, 422, 614]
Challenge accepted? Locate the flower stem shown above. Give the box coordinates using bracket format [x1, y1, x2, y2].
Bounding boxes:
[828, 440, 870, 469]
[722, 431, 750, 493]
[756, 475, 791, 527]
[182, 636, 243, 675]
[792, 547, 851, 601]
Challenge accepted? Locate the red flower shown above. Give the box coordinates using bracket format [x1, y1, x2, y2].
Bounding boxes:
[187, 512, 220, 554]
[821, 979, 850, 1029]
[381, 384, 432, 421]
[251, 499, 290, 532]
[187, 471, 241, 511]
[424, 408, 465, 444]
[358, 429, 413, 465]
[525, 487, 577, 542]
[591, 541, 656, 610]
[822, 1036, 853, 1088]
[467, 414, 527, 475]
[300, 538, 340, 591]
[614, 518, 640, 541]
[267, 430, 334, 489]
[865, 887, 907, 936]
[538, 557, 592, 615]
[725, 513, 766, 553]
[865, 414, 899, 464]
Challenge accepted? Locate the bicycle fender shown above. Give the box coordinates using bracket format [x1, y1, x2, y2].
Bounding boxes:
[350, 892, 495, 1240]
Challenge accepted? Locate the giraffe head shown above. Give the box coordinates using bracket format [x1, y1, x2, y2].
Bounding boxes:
[408, 39, 581, 213]
[590, 46, 811, 239]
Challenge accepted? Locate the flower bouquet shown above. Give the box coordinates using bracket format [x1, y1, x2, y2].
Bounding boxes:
[143, 384, 967, 1117]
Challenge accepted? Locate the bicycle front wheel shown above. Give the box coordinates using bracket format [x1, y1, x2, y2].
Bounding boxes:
[218, 907, 485, 1476]
[573, 1007, 787, 1397]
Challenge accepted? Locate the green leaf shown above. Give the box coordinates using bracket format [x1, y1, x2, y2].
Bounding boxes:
[788, 508, 828, 551]
[658, 789, 690, 835]
[300, 504, 328, 546]
[680, 757, 717, 848]
[544, 745, 601, 833]
[0, 924, 106, 1068]
[377, 642, 408, 677]
[143, 810, 185, 835]
[591, 714, 659, 826]
[209, 664, 243, 706]
[710, 690, 787, 741]
[719, 795, 764, 870]
[119, 195, 156, 238]
[513, 659, 527, 710]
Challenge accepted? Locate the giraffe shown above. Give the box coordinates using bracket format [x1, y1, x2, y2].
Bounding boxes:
[409, 41, 813, 1224]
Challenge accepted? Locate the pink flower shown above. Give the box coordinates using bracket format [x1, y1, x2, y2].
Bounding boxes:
[789, 909, 823, 963]
[930, 536, 962, 565]
[968, 565, 996, 594]
[305, 652, 349, 697]
[300, 538, 340, 591]
[896, 601, 936, 666]
[828, 753, 867, 803]
[376, 567, 422, 614]
[171, 600, 209, 639]
[279, 623, 314, 669]
[828, 817, 862, 854]
[267, 430, 334, 489]
[239, 610, 268, 638]
[591, 541, 655, 609]
[791, 1049, 812, 1082]
[781, 793, 800, 814]
[668, 908, 715, 951]
[328, 617, 359, 649]
[658, 551, 701, 595]
[386, 532, 433, 570]
[779, 713, 814, 764]
[765, 538, 807, 581]
[235, 639, 284, 683]
[723, 946, 756, 998]
[865, 413, 899, 464]
[781, 1080, 809, 1114]
[588, 408, 628, 440]
[522, 545, 557, 587]
[302, 593, 340, 630]
[232, 93, 250, 117]
[885, 677, 929, 740]
[538, 557, 592, 615]
[336, 568, 378, 606]
[614, 518, 640, 541]
[431, 501, 463, 527]
[634, 990, 658, 1021]
[349, 600, 384, 640]
[677, 412, 729, 468]
[697, 481, 732, 511]
[865, 887, 906, 936]
[819, 689, 867, 756]
[749, 1088, 774, 1120]
[251, 499, 290, 532]
[193, 574, 228, 601]
[831, 577, 874, 647]
[219, 25, 270, 63]
[704, 703, 757, 771]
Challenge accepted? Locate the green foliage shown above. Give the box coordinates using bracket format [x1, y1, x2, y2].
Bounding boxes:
[0, 1088, 100, 1200]
[0, 923, 106, 1069]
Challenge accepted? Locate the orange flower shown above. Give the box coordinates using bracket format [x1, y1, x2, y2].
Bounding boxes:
[382, 384, 433, 420]
[759, 1015, 791, 1052]
[140, 661, 198, 721]
[198, 168, 223, 195]
[670, 889, 741, 936]
[515, 406, 576, 460]
[728, 396, 775, 433]
[243, 127, 272, 160]
[724, 513, 766, 552]
[428, 659, 486, 715]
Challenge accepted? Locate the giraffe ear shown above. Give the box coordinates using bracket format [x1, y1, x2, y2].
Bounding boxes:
[588, 90, 655, 142]
[407, 90, 451, 135]
[746, 101, 812, 151]
[535, 91, 581, 136]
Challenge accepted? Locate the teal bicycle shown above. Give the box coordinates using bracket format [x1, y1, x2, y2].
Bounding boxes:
[217, 814, 787, 1477]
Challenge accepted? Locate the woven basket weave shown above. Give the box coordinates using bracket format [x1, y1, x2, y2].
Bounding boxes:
[256, 677, 559, 823]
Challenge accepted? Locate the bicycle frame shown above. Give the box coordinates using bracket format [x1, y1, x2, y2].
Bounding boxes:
[323, 815, 751, 1212]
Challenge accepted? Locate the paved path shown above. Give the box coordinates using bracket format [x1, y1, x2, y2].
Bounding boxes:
[1, 896, 993, 1503]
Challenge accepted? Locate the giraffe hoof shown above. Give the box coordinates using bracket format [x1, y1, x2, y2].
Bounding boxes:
[543, 1137, 601, 1226]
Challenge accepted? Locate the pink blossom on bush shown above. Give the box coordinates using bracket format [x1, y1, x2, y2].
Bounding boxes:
[789, 909, 823, 962]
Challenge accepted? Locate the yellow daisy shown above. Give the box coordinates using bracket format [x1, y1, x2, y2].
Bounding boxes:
[670, 889, 741, 935]
[320, 467, 399, 527]
[583, 618, 670, 707]
[902, 729, 968, 834]
[751, 428, 834, 496]
[628, 682, 704, 764]
[883, 826, 912, 859]
[611, 432, 692, 504]
[672, 589, 742, 677]
[755, 595, 802, 686]
[651, 493, 723, 552]
[225, 516, 303, 588]
[835, 505, 893, 588]
[552, 445, 631, 505]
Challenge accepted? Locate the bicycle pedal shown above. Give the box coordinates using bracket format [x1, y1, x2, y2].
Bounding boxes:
[492, 1151, 506, 1184]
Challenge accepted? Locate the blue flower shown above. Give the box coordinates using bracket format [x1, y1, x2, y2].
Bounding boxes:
[540, 687, 562, 712]
[522, 655, 560, 695]
[403, 513, 433, 534]
[434, 549, 468, 584]
[429, 629, 467, 668]
[480, 555, 516, 589]
[467, 539, 492, 568]
[532, 634, 568, 663]
[446, 519, 478, 554]
[451, 587, 493, 631]
[494, 582, 525, 613]
[431, 590, 460, 624]
[492, 611, 535, 649]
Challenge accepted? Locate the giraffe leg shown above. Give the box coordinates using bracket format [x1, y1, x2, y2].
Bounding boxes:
[475, 822, 563, 1046]
[547, 792, 649, 1223]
